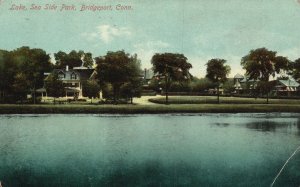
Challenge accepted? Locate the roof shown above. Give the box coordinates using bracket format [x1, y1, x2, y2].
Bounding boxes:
[36, 88, 46, 92]
[50, 68, 95, 81]
[234, 73, 244, 79]
[278, 78, 299, 87]
[143, 68, 154, 80]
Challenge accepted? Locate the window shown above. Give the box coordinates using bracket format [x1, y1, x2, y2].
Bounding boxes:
[58, 72, 65, 79]
[71, 73, 77, 80]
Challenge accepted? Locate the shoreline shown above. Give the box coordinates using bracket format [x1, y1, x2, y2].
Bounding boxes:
[1, 104, 300, 114]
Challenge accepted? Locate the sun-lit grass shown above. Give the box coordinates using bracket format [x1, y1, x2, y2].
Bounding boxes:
[1, 103, 300, 113]
[148, 96, 300, 105]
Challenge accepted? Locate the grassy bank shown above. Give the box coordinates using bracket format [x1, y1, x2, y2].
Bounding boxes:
[149, 96, 300, 105]
[1, 104, 300, 114]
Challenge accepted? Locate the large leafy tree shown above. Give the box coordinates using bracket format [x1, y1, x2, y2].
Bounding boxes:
[120, 54, 143, 104]
[0, 50, 14, 102]
[0, 47, 53, 103]
[95, 50, 132, 104]
[151, 53, 192, 104]
[241, 48, 277, 82]
[12, 73, 30, 103]
[241, 48, 290, 103]
[206, 58, 231, 103]
[14, 47, 53, 103]
[44, 73, 65, 103]
[82, 80, 101, 103]
[54, 50, 94, 69]
[291, 58, 300, 80]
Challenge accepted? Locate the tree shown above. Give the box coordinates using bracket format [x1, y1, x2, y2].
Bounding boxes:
[14, 47, 53, 104]
[82, 80, 101, 103]
[223, 78, 235, 94]
[0, 47, 53, 103]
[12, 73, 30, 104]
[151, 53, 192, 104]
[241, 48, 289, 103]
[206, 58, 231, 103]
[54, 50, 94, 69]
[95, 51, 132, 104]
[44, 73, 64, 104]
[120, 54, 143, 103]
[274, 56, 291, 76]
[291, 58, 300, 80]
[189, 78, 214, 93]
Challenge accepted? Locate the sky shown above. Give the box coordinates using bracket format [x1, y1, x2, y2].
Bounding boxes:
[1, 0, 300, 77]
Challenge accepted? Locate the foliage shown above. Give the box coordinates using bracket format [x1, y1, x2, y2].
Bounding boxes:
[12, 73, 30, 102]
[222, 78, 235, 94]
[82, 80, 101, 103]
[206, 58, 231, 103]
[82, 80, 101, 98]
[151, 53, 192, 104]
[0, 47, 53, 103]
[54, 50, 94, 69]
[241, 48, 292, 102]
[206, 59, 231, 83]
[82, 80, 100, 98]
[190, 78, 214, 92]
[241, 48, 277, 81]
[291, 58, 300, 80]
[119, 54, 143, 103]
[95, 51, 142, 104]
[44, 73, 65, 98]
[274, 56, 291, 75]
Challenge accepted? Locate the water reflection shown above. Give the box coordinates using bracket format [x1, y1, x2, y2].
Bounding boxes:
[0, 114, 300, 186]
[245, 120, 300, 136]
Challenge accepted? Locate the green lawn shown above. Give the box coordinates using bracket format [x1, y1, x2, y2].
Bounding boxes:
[1, 103, 300, 113]
[148, 96, 300, 105]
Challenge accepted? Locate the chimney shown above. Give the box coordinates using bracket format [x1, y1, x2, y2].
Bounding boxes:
[66, 65, 69, 71]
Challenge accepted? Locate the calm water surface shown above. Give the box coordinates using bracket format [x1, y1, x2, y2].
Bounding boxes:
[0, 113, 299, 187]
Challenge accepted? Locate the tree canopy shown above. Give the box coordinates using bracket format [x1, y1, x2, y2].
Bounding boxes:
[0, 47, 53, 103]
[54, 50, 94, 69]
[95, 50, 141, 103]
[241, 48, 277, 81]
[151, 53, 192, 104]
[206, 58, 231, 83]
[206, 58, 231, 103]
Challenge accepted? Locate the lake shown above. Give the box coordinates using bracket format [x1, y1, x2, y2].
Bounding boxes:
[0, 114, 299, 187]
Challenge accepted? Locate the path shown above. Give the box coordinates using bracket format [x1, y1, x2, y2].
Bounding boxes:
[133, 95, 164, 105]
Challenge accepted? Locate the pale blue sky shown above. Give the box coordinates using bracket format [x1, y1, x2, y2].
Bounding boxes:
[1, 0, 300, 77]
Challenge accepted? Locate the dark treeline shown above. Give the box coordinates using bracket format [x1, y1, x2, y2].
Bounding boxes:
[1, 46, 300, 104]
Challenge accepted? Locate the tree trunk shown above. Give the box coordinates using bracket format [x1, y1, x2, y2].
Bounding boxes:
[217, 83, 220, 104]
[266, 92, 269, 104]
[131, 96, 133, 104]
[165, 76, 169, 105]
[33, 90, 36, 104]
[91, 97, 93, 104]
[113, 86, 117, 105]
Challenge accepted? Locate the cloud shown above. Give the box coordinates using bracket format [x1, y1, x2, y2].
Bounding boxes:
[132, 40, 170, 69]
[278, 47, 300, 61]
[81, 24, 131, 43]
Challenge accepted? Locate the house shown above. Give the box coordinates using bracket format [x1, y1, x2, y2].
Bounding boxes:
[141, 68, 156, 96]
[274, 78, 299, 96]
[42, 65, 97, 99]
[233, 73, 244, 90]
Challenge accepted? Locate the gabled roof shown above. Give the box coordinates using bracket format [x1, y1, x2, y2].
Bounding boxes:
[49, 68, 95, 81]
[278, 78, 299, 87]
[234, 73, 244, 79]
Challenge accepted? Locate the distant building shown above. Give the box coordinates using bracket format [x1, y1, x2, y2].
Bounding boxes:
[233, 73, 244, 90]
[141, 68, 156, 96]
[43, 65, 97, 98]
[274, 78, 299, 96]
